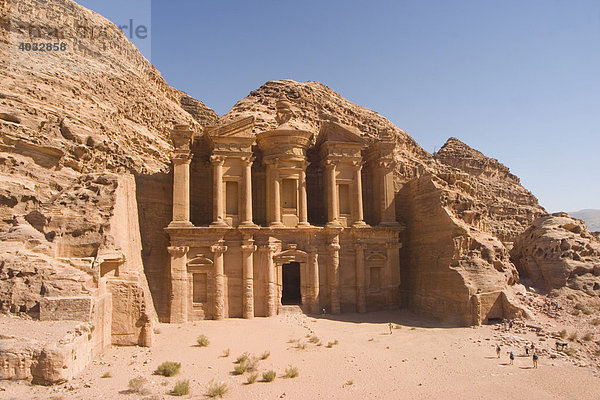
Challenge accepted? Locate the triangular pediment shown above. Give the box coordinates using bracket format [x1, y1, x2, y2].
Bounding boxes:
[205, 116, 255, 138]
[316, 121, 366, 146]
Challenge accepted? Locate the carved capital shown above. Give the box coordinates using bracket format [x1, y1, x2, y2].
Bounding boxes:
[172, 153, 192, 164]
[241, 156, 255, 167]
[354, 242, 367, 251]
[210, 155, 225, 166]
[386, 242, 401, 249]
[210, 243, 228, 254]
[241, 244, 257, 253]
[167, 246, 189, 257]
[323, 159, 337, 170]
[171, 124, 194, 151]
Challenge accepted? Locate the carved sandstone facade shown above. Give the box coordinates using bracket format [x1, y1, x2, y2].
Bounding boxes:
[164, 101, 402, 321]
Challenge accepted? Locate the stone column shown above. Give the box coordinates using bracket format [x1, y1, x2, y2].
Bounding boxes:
[328, 236, 341, 314]
[386, 241, 401, 309]
[168, 246, 189, 323]
[211, 156, 227, 227]
[325, 161, 340, 226]
[272, 165, 283, 226]
[298, 163, 309, 226]
[352, 162, 366, 226]
[240, 157, 255, 226]
[169, 155, 193, 227]
[241, 238, 256, 318]
[308, 247, 320, 314]
[355, 242, 367, 313]
[211, 242, 227, 319]
[264, 244, 277, 316]
[380, 161, 397, 225]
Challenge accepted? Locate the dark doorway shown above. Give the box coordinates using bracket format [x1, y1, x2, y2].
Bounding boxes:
[282, 262, 301, 305]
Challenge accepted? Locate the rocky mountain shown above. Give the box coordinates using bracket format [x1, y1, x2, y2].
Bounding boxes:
[569, 209, 600, 232]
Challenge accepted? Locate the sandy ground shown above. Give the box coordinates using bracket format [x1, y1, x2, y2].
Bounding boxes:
[2, 310, 600, 400]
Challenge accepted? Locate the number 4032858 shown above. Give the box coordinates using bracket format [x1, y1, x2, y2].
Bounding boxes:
[19, 42, 67, 51]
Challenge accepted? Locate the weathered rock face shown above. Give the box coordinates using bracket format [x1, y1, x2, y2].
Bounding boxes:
[397, 174, 527, 325]
[434, 137, 544, 242]
[0, 0, 214, 382]
[511, 213, 600, 294]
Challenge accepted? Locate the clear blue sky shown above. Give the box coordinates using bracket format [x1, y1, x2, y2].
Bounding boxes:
[79, 0, 600, 213]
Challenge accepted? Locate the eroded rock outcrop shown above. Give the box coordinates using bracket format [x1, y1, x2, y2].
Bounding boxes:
[511, 213, 600, 293]
[397, 174, 528, 325]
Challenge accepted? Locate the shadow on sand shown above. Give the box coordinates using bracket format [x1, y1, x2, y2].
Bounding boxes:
[305, 309, 465, 329]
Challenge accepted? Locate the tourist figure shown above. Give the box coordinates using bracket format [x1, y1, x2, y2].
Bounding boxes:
[509, 320, 513, 329]
[496, 345, 501, 358]
[533, 352, 538, 368]
[389, 323, 393, 334]
[530, 343, 535, 352]
[509, 351, 514, 365]
[525, 345, 529, 355]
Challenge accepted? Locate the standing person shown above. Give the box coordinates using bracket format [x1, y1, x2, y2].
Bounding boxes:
[533, 352, 538, 369]
[496, 345, 501, 358]
[509, 320, 513, 329]
[509, 351, 514, 365]
[525, 345, 529, 355]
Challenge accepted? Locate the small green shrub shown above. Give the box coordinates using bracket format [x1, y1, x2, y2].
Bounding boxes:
[246, 372, 258, 384]
[284, 365, 299, 378]
[309, 335, 319, 344]
[571, 309, 581, 317]
[221, 348, 230, 358]
[101, 371, 111, 378]
[206, 380, 228, 398]
[583, 332, 594, 341]
[173, 379, 190, 396]
[559, 329, 568, 339]
[583, 308, 592, 315]
[295, 341, 306, 350]
[128, 376, 148, 393]
[260, 350, 270, 360]
[156, 361, 181, 377]
[196, 334, 210, 347]
[567, 294, 575, 300]
[592, 318, 600, 326]
[262, 370, 276, 382]
[568, 332, 578, 342]
[575, 303, 585, 311]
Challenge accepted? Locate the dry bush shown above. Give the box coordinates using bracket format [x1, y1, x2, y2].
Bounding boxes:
[262, 370, 276, 382]
[309, 335, 319, 344]
[128, 376, 148, 393]
[260, 350, 270, 360]
[583, 332, 594, 341]
[568, 332, 578, 342]
[233, 357, 257, 375]
[172, 379, 190, 396]
[206, 380, 228, 398]
[559, 329, 568, 339]
[234, 352, 250, 364]
[246, 372, 259, 384]
[295, 342, 307, 350]
[156, 361, 181, 377]
[196, 334, 210, 347]
[101, 372, 111, 378]
[285, 365, 299, 378]
[592, 318, 600, 326]
[221, 348, 230, 358]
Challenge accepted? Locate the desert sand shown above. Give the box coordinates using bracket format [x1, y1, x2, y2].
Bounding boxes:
[3, 310, 599, 400]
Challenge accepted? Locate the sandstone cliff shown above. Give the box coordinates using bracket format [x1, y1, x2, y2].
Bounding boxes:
[0, 0, 216, 370]
[511, 213, 600, 294]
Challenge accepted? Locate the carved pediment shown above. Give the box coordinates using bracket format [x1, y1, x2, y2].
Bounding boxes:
[273, 246, 308, 264]
[205, 116, 255, 138]
[187, 254, 214, 267]
[316, 121, 366, 146]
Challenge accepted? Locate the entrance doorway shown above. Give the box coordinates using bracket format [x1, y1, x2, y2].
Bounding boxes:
[282, 262, 301, 305]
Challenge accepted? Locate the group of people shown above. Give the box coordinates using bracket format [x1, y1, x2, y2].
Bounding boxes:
[496, 343, 539, 368]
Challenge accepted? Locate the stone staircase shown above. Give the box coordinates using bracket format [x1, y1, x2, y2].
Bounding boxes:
[279, 305, 304, 315]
